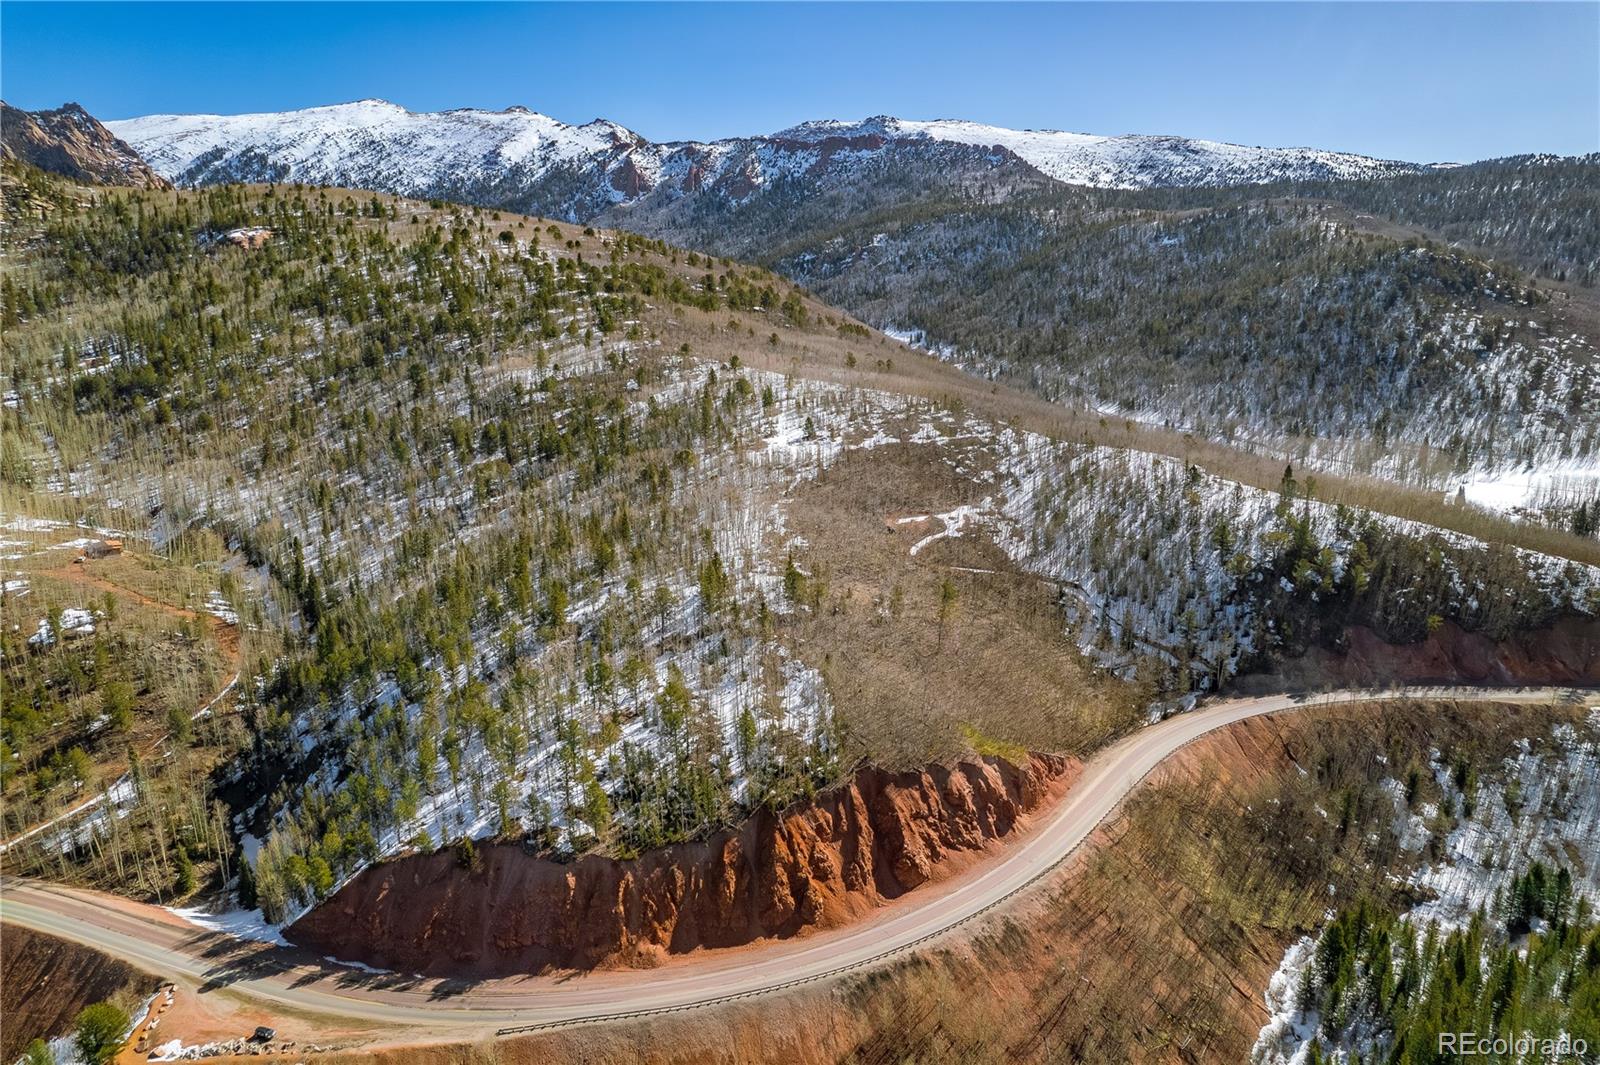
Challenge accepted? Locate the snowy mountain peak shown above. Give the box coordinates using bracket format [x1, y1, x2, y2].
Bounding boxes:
[771, 115, 906, 140]
[310, 98, 411, 115]
[105, 99, 1438, 223]
[779, 116, 1427, 187]
[106, 100, 658, 207]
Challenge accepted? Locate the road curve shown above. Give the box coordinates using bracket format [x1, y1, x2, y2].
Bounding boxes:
[2, 685, 1591, 1034]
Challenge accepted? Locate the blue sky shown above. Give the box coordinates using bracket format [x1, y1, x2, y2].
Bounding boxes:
[3, 2, 1596, 162]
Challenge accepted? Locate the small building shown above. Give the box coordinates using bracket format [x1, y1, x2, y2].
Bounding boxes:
[86, 538, 122, 559]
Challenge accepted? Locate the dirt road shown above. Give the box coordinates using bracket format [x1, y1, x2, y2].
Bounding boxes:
[1, 685, 1590, 1037]
[0, 556, 241, 852]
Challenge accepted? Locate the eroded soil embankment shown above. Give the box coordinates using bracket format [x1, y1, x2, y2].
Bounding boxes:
[347, 701, 1560, 1065]
[288, 753, 1075, 977]
[1244, 615, 1600, 691]
[0, 924, 163, 1061]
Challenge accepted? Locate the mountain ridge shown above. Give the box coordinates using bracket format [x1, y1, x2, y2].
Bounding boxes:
[1, 101, 172, 190]
[104, 97, 1440, 220]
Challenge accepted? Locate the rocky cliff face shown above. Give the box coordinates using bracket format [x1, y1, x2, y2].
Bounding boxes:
[287, 753, 1075, 977]
[2, 102, 171, 189]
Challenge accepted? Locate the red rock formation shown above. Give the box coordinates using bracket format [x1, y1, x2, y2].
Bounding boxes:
[287, 754, 1074, 978]
[221, 226, 273, 250]
[608, 156, 654, 199]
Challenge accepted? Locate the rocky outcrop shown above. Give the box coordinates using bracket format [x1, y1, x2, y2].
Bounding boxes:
[2, 101, 171, 189]
[287, 754, 1074, 978]
[220, 226, 273, 249]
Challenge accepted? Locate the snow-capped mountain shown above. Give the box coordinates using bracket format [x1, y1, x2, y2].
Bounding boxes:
[106, 100, 1433, 222]
[118, 99, 645, 183]
[108, 99, 653, 218]
[770, 116, 1430, 188]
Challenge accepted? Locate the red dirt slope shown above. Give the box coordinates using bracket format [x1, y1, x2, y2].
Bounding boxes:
[0, 924, 162, 1061]
[288, 753, 1075, 977]
[1256, 616, 1600, 690]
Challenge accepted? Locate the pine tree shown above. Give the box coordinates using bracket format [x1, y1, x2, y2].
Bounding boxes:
[237, 853, 258, 909]
[174, 845, 196, 894]
[74, 1002, 130, 1064]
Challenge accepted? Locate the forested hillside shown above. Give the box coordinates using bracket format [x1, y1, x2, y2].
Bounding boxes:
[1283, 888, 1599, 1063]
[611, 150, 1600, 519]
[1118, 153, 1600, 286]
[1254, 704, 1600, 1064]
[775, 197, 1599, 494]
[102, 100, 1600, 523]
[2, 164, 876, 918]
[4, 160, 1596, 936]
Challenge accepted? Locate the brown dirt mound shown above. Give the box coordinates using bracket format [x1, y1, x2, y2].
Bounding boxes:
[287, 753, 1075, 977]
[0, 924, 162, 1061]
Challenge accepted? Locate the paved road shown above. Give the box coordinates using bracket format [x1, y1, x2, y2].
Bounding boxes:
[2, 686, 1590, 1034]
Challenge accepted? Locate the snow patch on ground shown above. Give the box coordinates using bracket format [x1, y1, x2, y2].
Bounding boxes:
[26, 607, 97, 647]
[1448, 456, 1600, 514]
[1250, 936, 1320, 1065]
[165, 903, 288, 947]
[1405, 722, 1600, 929]
[1251, 714, 1600, 1065]
[908, 502, 989, 555]
[203, 591, 238, 625]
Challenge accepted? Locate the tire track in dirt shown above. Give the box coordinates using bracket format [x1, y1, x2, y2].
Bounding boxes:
[41, 558, 242, 667]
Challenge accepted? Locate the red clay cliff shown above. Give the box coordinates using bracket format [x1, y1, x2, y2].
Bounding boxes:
[287, 753, 1075, 978]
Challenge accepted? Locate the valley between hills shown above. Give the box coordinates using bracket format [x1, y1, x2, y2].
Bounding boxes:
[1, 91, 1598, 1065]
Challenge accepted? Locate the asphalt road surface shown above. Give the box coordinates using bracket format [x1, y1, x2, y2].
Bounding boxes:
[2, 685, 1589, 1034]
